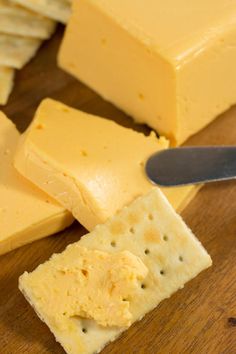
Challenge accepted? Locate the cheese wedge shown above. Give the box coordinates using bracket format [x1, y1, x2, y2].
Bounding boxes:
[0, 66, 14, 105]
[15, 98, 199, 231]
[19, 188, 212, 354]
[59, 0, 236, 145]
[0, 111, 74, 255]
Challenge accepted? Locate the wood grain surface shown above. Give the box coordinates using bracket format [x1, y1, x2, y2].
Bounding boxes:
[1, 27, 236, 354]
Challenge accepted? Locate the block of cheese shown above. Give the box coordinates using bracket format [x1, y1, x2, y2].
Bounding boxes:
[58, 0, 236, 145]
[0, 111, 74, 255]
[19, 188, 212, 354]
[0, 66, 14, 105]
[15, 98, 199, 231]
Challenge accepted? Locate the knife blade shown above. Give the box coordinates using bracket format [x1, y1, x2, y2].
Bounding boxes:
[145, 146, 236, 187]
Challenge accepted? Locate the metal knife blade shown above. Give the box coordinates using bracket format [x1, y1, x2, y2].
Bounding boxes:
[145, 146, 236, 187]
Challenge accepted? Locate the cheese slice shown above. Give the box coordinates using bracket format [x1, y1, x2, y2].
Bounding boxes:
[0, 66, 14, 105]
[0, 0, 56, 39]
[19, 188, 212, 354]
[0, 111, 74, 255]
[59, 0, 236, 145]
[15, 98, 199, 231]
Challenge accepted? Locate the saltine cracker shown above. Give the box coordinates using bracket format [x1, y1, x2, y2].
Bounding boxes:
[0, 66, 14, 105]
[0, 0, 56, 39]
[19, 188, 212, 354]
[12, 0, 72, 24]
[0, 33, 41, 69]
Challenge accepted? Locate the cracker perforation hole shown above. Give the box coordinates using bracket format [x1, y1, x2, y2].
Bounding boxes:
[141, 283, 146, 289]
[148, 213, 154, 221]
[144, 249, 150, 255]
[129, 227, 135, 234]
[160, 270, 165, 275]
[81, 269, 88, 277]
[163, 235, 168, 241]
[179, 256, 183, 262]
[111, 241, 116, 247]
[82, 328, 87, 334]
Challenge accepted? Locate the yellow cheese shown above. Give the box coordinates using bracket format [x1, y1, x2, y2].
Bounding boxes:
[0, 111, 74, 255]
[19, 188, 212, 354]
[19, 246, 148, 328]
[59, 0, 236, 145]
[15, 98, 198, 231]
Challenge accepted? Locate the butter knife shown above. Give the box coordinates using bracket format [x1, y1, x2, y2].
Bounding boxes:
[145, 146, 236, 186]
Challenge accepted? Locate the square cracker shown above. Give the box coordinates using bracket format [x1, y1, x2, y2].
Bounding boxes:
[12, 0, 72, 24]
[19, 188, 212, 354]
[0, 0, 56, 39]
[0, 66, 14, 105]
[0, 33, 41, 69]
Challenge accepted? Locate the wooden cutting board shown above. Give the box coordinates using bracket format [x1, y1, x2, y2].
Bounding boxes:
[1, 26, 236, 354]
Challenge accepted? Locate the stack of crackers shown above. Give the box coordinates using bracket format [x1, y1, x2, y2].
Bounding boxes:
[0, 0, 72, 105]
